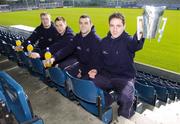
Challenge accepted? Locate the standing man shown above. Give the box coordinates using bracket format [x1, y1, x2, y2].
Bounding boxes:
[89, 12, 145, 118]
[44, 15, 101, 76]
[16, 12, 58, 58]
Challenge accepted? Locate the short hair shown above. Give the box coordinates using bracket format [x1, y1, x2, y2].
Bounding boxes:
[40, 12, 51, 18]
[79, 14, 91, 23]
[109, 12, 125, 25]
[55, 16, 66, 23]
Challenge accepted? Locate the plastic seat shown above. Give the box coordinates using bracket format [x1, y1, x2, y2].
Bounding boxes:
[0, 71, 44, 124]
[149, 82, 169, 103]
[66, 72, 113, 124]
[48, 67, 67, 96]
[30, 58, 46, 79]
[135, 81, 157, 106]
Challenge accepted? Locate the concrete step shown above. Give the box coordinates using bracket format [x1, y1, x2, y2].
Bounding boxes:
[130, 112, 158, 124]
[114, 116, 135, 124]
[143, 108, 180, 124]
[0, 55, 7, 61]
[152, 102, 180, 124]
[142, 109, 164, 124]
[0, 59, 17, 71]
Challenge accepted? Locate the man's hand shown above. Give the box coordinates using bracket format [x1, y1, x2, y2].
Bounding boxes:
[29, 52, 40, 59]
[15, 46, 24, 52]
[137, 18, 144, 40]
[77, 69, 82, 78]
[43, 58, 55, 68]
[88, 69, 97, 79]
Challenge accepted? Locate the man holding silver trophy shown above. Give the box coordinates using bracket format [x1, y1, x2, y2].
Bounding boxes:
[89, 12, 145, 119]
[89, 6, 167, 119]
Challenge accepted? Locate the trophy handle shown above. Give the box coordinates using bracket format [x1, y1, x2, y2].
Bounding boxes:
[137, 16, 143, 40]
[158, 17, 167, 42]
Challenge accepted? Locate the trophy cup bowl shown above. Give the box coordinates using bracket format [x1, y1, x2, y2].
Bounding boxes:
[137, 6, 167, 42]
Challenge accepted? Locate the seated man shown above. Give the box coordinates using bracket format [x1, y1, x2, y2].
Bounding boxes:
[15, 12, 58, 59]
[89, 12, 145, 118]
[49, 16, 76, 69]
[44, 15, 101, 76]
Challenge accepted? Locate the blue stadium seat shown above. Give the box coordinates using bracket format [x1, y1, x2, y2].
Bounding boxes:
[0, 90, 6, 104]
[0, 71, 44, 124]
[48, 67, 67, 96]
[136, 78, 148, 85]
[66, 72, 113, 124]
[167, 80, 180, 99]
[30, 58, 55, 87]
[149, 82, 169, 103]
[165, 85, 177, 100]
[155, 79, 177, 101]
[175, 88, 180, 99]
[30, 58, 46, 79]
[135, 81, 157, 106]
[17, 51, 33, 70]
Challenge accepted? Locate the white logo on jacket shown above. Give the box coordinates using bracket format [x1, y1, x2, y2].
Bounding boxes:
[77, 46, 81, 50]
[102, 51, 109, 54]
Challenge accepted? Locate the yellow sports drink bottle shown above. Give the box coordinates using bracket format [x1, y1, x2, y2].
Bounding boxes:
[44, 47, 52, 67]
[27, 41, 34, 57]
[27, 41, 34, 53]
[16, 40, 22, 47]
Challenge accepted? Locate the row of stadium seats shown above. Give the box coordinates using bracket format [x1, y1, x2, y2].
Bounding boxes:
[0, 30, 25, 62]
[135, 71, 180, 106]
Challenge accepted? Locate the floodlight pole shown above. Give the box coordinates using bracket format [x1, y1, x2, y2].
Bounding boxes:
[73, 0, 75, 7]
[25, 0, 29, 9]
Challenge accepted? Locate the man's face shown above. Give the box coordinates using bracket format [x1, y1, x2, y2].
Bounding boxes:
[41, 15, 51, 28]
[109, 18, 125, 39]
[79, 18, 92, 36]
[55, 20, 66, 35]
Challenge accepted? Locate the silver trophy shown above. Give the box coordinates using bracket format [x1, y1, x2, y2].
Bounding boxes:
[137, 6, 167, 42]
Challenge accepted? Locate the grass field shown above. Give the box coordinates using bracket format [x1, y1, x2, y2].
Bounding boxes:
[0, 8, 179, 73]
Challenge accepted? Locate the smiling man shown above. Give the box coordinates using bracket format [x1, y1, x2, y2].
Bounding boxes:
[91, 12, 145, 118]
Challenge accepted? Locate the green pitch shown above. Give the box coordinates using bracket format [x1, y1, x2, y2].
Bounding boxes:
[0, 8, 179, 73]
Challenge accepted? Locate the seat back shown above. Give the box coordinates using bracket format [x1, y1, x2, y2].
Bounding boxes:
[17, 51, 32, 69]
[0, 90, 6, 103]
[135, 81, 157, 106]
[0, 71, 32, 123]
[66, 72, 104, 104]
[48, 67, 66, 87]
[30, 58, 45, 77]
[149, 82, 169, 102]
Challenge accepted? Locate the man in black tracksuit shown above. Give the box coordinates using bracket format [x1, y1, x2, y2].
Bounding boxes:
[49, 16, 75, 69]
[45, 15, 101, 76]
[21, 12, 58, 58]
[89, 12, 145, 118]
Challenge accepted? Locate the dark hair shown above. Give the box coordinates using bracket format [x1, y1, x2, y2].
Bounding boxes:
[55, 16, 66, 23]
[79, 14, 91, 23]
[109, 12, 125, 25]
[40, 12, 51, 18]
